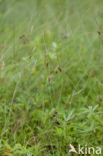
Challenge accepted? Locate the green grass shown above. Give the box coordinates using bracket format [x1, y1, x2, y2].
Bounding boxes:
[0, 0, 103, 155]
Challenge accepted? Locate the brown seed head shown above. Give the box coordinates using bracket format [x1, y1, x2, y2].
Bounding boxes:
[23, 39, 29, 44]
[55, 120, 60, 125]
[97, 31, 101, 35]
[53, 111, 58, 117]
[19, 35, 25, 39]
[48, 77, 51, 83]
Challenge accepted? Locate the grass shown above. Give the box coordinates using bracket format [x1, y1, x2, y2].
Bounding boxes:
[0, 0, 103, 155]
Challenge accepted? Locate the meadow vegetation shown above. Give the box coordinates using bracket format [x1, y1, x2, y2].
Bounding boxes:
[0, 0, 103, 155]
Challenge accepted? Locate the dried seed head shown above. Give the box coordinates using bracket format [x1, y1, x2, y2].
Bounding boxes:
[97, 31, 101, 35]
[91, 70, 97, 78]
[55, 65, 62, 73]
[54, 110, 58, 114]
[41, 125, 44, 129]
[55, 120, 60, 125]
[23, 39, 29, 44]
[53, 114, 56, 117]
[46, 62, 49, 67]
[19, 35, 25, 39]
[58, 65, 62, 72]
[55, 68, 58, 74]
[53, 111, 58, 117]
[48, 77, 51, 83]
